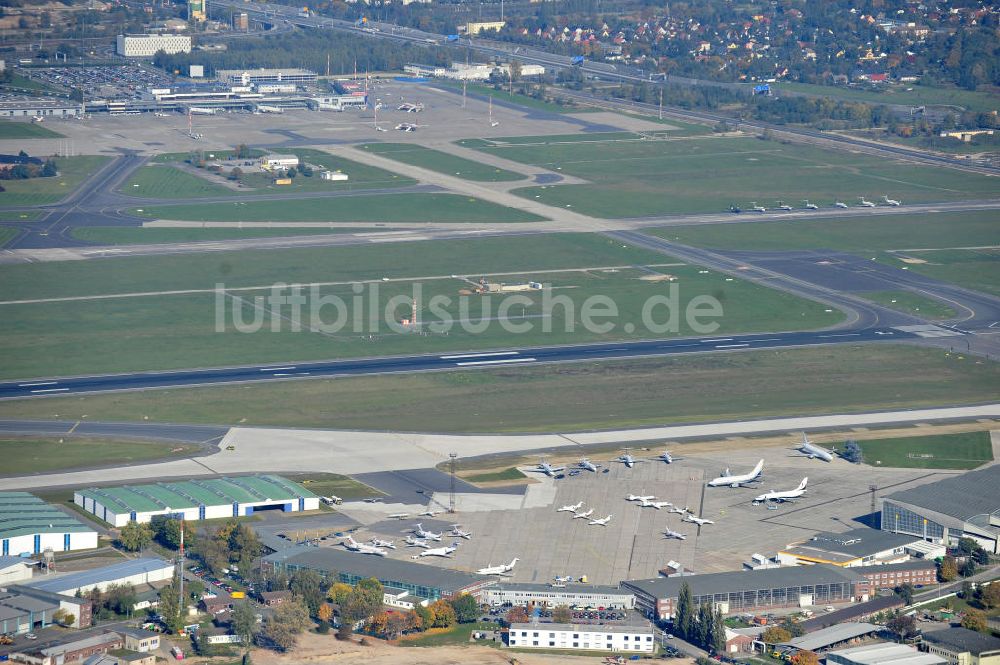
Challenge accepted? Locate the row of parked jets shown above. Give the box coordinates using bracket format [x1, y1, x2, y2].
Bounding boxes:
[731, 195, 901, 213]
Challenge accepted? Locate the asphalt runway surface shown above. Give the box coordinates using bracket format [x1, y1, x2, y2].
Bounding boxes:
[355, 468, 523, 504]
[0, 326, 917, 400]
[0, 419, 227, 442]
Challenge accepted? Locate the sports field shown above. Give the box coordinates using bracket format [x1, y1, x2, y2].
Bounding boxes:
[464, 134, 1000, 217]
[1, 345, 994, 432]
[857, 431, 993, 470]
[861, 291, 957, 320]
[0, 437, 199, 475]
[70, 227, 367, 245]
[0, 121, 64, 139]
[125, 148, 415, 199]
[358, 143, 525, 181]
[0, 155, 110, 206]
[132, 193, 543, 224]
[0, 234, 841, 378]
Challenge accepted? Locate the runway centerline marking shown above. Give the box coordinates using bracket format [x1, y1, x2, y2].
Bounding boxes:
[455, 357, 537, 366]
[441, 351, 519, 360]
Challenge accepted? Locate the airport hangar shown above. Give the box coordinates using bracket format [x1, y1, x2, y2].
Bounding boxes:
[74, 475, 320, 527]
[0, 492, 97, 557]
[880, 465, 1000, 554]
[22, 557, 174, 597]
[263, 544, 493, 602]
[622, 565, 873, 621]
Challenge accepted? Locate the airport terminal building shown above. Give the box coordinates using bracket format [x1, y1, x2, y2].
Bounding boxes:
[0, 492, 97, 557]
[482, 583, 635, 609]
[622, 565, 867, 620]
[75, 475, 319, 527]
[881, 465, 1000, 553]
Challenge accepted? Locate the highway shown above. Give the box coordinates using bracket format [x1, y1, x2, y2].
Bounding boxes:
[0, 326, 914, 400]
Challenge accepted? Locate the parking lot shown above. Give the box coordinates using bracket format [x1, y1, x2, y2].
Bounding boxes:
[21, 65, 174, 100]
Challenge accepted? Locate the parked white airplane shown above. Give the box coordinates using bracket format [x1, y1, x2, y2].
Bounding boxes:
[834, 200, 849, 209]
[656, 450, 675, 464]
[573, 508, 595, 520]
[750, 201, 767, 212]
[477, 558, 519, 576]
[420, 506, 443, 517]
[404, 535, 430, 548]
[397, 102, 424, 112]
[554, 575, 574, 583]
[858, 196, 877, 207]
[683, 514, 715, 526]
[883, 195, 901, 206]
[707, 459, 764, 488]
[626, 494, 655, 502]
[578, 458, 599, 472]
[802, 200, 819, 210]
[395, 122, 418, 132]
[754, 477, 809, 504]
[797, 433, 834, 462]
[558, 501, 585, 513]
[638, 499, 672, 510]
[414, 524, 443, 541]
[387, 513, 410, 520]
[412, 542, 459, 559]
[776, 200, 793, 211]
[615, 451, 643, 467]
[449, 525, 473, 540]
[369, 537, 396, 549]
[588, 514, 613, 526]
[663, 527, 687, 540]
[668, 505, 689, 515]
[342, 536, 387, 556]
[530, 460, 566, 477]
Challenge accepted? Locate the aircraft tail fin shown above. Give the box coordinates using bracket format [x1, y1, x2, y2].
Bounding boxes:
[752, 459, 764, 477]
[798, 477, 808, 491]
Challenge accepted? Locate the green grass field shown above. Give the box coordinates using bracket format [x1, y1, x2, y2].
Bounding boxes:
[132, 193, 543, 224]
[0, 155, 110, 206]
[70, 227, 366, 245]
[0, 259, 841, 379]
[861, 291, 957, 320]
[652, 211, 999, 253]
[398, 622, 496, 647]
[0, 210, 41, 221]
[463, 134, 1000, 217]
[858, 431, 993, 469]
[0, 437, 199, 475]
[0, 227, 18, 247]
[464, 467, 528, 483]
[772, 81, 1000, 115]
[358, 143, 525, 182]
[130, 148, 414, 199]
[1, 345, 994, 432]
[883, 248, 1000, 297]
[0, 121, 64, 139]
[281, 473, 382, 500]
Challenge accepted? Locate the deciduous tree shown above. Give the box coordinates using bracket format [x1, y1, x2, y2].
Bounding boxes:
[761, 626, 792, 645]
[262, 598, 311, 651]
[430, 599, 456, 628]
[940, 556, 959, 582]
[117, 521, 153, 551]
[961, 609, 988, 632]
[448, 594, 479, 623]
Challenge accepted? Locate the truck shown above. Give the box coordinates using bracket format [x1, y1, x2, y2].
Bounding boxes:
[171, 646, 185, 660]
[297, 8, 310, 17]
[571, 55, 585, 66]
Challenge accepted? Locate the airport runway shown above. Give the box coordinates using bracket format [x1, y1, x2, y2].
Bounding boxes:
[0, 326, 917, 400]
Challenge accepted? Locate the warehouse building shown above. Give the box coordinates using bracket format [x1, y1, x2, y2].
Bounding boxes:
[23, 557, 174, 597]
[0, 586, 92, 634]
[0, 556, 34, 585]
[922, 627, 1000, 664]
[482, 583, 635, 609]
[881, 465, 1000, 553]
[622, 565, 866, 620]
[74, 475, 319, 527]
[827, 642, 946, 665]
[506, 621, 654, 653]
[779, 622, 881, 655]
[0, 492, 98, 557]
[259, 154, 300, 171]
[263, 544, 493, 601]
[116, 34, 192, 57]
[778, 527, 919, 567]
[853, 559, 938, 589]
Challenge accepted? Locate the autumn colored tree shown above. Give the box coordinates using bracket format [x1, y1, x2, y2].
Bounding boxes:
[369, 611, 390, 638]
[404, 609, 423, 633]
[505, 606, 529, 625]
[790, 651, 819, 665]
[940, 555, 959, 582]
[414, 605, 434, 631]
[327, 582, 353, 605]
[980, 583, 1000, 609]
[317, 603, 333, 624]
[761, 626, 792, 645]
[430, 599, 456, 628]
[961, 609, 988, 632]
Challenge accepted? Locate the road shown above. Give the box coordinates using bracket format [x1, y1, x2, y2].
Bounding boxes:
[0, 326, 918, 399]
